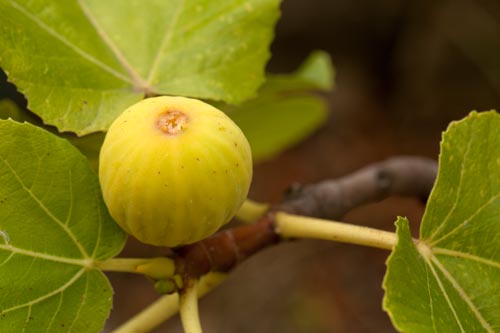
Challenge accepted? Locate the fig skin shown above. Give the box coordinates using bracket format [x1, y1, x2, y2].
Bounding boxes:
[99, 96, 252, 247]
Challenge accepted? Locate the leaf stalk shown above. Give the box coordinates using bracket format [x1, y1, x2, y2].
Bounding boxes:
[275, 212, 398, 250]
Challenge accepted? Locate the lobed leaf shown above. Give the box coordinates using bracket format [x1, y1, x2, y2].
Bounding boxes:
[0, 99, 104, 171]
[384, 111, 500, 332]
[221, 51, 334, 162]
[0, 120, 126, 332]
[0, 0, 280, 135]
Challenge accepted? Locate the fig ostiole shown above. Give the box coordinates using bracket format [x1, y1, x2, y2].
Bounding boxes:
[99, 96, 252, 247]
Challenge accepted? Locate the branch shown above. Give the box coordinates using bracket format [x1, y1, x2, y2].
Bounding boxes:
[281, 156, 437, 218]
[178, 214, 278, 278]
[178, 156, 437, 279]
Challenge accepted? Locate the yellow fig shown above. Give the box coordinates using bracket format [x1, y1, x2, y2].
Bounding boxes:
[99, 96, 252, 247]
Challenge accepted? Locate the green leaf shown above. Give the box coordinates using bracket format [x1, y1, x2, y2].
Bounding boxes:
[0, 0, 280, 135]
[221, 51, 334, 162]
[0, 120, 126, 332]
[295, 50, 334, 90]
[0, 99, 32, 122]
[66, 133, 104, 172]
[384, 111, 500, 332]
[268, 50, 334, 92]
[0, 99, 103, 171]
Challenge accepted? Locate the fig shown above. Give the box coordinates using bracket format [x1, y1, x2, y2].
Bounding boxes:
[99, 96, 252, 247]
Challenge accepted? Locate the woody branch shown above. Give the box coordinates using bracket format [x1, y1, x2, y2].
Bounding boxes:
[176, 156, 438, 279]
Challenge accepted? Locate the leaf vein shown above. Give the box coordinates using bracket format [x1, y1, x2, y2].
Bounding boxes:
[0, 244, 87, 266]
[430, 193, 500, 246]
[77, 0, 147, 89]
[45, 292, 64, 332]
[22, 305, 32, 333]
[0, 252, 15, 268]
[431, 255, 494, 332]
[8, 0, 132, 84]
[427, 123, 473, 242]
[423, 254, 465, 332]
[424, 261, 437, 332]
[433, 247, 500, 269]
[67, 271, 89, 332]
[146, 0, 185, 84]
[0, 269, 85, 315]
[0, 157, 89, 259]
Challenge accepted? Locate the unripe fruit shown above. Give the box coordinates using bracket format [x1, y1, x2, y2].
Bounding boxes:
[99, 96, 252, 247]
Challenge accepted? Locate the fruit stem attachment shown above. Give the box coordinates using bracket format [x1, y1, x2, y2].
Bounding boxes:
[180, 279, 202, 333]
[112, 273, 226, 333]
[95, 257, 175, 279]
[275, 212, 399, 250]
[235, 199, 270, 223]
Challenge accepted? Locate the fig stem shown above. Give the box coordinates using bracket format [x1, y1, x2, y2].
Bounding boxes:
[96, 257, 175, 278]
[275, 212, 399, 250]
[235, 199, 270, 223]
[180, 279, 202, 333]
[116, 292, 178, 333]
[112, 273, 225, 333]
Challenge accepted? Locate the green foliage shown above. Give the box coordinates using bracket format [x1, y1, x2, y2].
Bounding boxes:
[384, 111, 500, 332]
[0, 120, 126, 332]
[0, 0, 280, 135]
[0, 50, 334, 166]
[2, 0, 499, 331]
[0, 99, 104, 171]
[0, 99, 31, 122]
[221, 51, 334, 162]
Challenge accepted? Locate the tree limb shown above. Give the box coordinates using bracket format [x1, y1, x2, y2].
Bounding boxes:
[281, 156, 438, 218]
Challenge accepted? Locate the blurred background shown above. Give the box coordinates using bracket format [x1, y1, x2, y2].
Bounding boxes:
[2, 0, 500, 332]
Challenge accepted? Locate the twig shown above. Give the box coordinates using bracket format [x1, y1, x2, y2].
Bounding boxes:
[281, 156, 438, 218]
[178, 156, 437, 278]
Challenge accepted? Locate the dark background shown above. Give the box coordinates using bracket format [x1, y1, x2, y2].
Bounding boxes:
[3, 0, 500, 332]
